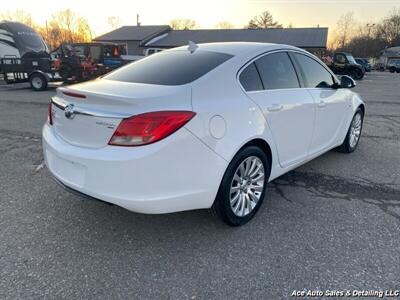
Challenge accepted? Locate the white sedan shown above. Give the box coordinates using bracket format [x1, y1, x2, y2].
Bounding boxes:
[42, 42, 365, 226]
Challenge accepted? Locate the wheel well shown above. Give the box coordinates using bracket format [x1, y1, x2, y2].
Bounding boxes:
[29, 71, 44, 79]
[241, 138, 272, 169]
[358, 104, 365, 115]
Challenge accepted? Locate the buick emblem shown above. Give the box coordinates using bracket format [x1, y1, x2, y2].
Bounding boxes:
[64, 104, 75, 119]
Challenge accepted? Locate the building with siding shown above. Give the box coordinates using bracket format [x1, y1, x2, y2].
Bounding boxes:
[93, 25, 171, 56]
[94, 26, 328, 58]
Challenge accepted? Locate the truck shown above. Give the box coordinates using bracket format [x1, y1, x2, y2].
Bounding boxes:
[324, 52, 365, 80]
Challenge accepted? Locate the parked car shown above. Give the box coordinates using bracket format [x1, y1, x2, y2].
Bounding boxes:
[355, 58, 372, 72]
[325, 52, 364, 80]
[395, 61, 400, 73]
[43, 42, 365, 226]
[387, 59, 400, 73]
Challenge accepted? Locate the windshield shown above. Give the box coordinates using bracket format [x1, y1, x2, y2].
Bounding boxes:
[104, 50, 233, 86]
[346, 55, 357, 64]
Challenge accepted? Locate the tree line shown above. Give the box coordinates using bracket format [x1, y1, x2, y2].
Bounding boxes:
[0, 9, 92, 50]
[330, 9, 400, 57]
[1, 9, 399, 57]
[169, 9, 400, 58]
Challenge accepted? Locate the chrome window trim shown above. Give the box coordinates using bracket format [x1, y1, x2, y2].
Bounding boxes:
[237, 48, 338, 93]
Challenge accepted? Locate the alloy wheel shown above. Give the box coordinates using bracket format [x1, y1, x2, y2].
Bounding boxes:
[229, 156, 265, 217]
[349, 113, 362, 148]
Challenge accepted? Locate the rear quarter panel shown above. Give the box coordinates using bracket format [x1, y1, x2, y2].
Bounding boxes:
[185, 52, 281, 180]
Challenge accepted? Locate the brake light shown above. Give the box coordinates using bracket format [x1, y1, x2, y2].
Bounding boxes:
[108, 111, 196, 146]
[62, 91, 87, 99]
[48, 102, 53, 125]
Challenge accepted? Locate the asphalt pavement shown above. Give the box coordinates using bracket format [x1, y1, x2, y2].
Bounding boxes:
[0, 72, 399, 299]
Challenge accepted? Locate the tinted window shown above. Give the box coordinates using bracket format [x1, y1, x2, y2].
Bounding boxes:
[239, 62, 263, 91]
[105, 50, 233, 85]
[89, 46, 102, 62]
[255, 52, 300, 90]
[294, 53, 335, 88]
[336, 54, 346, 64]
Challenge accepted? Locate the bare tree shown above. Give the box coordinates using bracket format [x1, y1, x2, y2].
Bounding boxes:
[107, 16, 121, 30]
[332, 12, 357, 49]
[247, 11, 282, 29]
[376, 8, 400, 47]
[215, 21, 234, 29]
[169, 18, 197, 30]
[35, 10, 92, 50]
[0, 9, 34, 27]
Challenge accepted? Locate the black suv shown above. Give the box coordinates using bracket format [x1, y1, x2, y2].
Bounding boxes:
[327, 52, 365, 80]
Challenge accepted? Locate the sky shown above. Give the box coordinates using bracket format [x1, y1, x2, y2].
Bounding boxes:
[1, 0, 399, 37]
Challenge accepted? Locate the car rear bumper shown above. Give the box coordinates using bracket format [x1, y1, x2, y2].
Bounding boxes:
[42, 124, 228, 214]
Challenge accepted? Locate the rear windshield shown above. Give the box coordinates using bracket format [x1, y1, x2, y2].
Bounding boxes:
[104, 50, 233, 85]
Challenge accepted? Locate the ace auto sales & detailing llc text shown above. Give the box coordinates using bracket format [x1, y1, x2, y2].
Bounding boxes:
[291, 289, 400, 298]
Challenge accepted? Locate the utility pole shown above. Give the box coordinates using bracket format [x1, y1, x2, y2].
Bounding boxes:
[366, 23, 375, 38]
[137, 14, 141, 27]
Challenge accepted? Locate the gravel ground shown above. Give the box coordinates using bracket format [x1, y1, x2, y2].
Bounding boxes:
[0, 72, 399, 299]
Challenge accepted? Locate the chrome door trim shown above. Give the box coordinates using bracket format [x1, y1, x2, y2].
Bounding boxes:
[51, 97, 132, 119]
[236, 48, 339, 93]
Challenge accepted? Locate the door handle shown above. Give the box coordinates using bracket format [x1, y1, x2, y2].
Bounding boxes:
[317, 100, 327, 108]
[267, 104, 283, 112]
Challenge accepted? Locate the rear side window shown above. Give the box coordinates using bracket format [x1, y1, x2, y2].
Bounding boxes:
[293, 53, 335, 88]
[104, 50, 233, 85]
[239, 62, 263, 91]
[255, 52, 300, 90]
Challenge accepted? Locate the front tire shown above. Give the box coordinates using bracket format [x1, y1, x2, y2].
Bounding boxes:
[212, 146, 270, 226]
[337, 108, 364, 153]
[349, 68, 363, 80]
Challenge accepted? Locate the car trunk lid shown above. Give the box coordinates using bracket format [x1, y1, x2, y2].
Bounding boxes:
[51, 79, 193, 148]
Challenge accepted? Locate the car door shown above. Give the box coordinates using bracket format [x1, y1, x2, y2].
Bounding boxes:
[291, 52, 349, 155]
[241, 51, 315, 168]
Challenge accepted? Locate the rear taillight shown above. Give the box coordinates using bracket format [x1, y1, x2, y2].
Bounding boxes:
[108, 111, 196, 146]
[48, 102, 53, 125]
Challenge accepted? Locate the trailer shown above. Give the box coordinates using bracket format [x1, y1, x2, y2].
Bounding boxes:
[0, 21, 126, 91]
[0, 56, 60, 90]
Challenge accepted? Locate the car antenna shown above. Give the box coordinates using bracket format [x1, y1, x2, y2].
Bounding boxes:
[188, 41, 198, 53]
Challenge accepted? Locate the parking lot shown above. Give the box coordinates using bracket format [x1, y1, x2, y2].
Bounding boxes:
[0, 72, 399, 299]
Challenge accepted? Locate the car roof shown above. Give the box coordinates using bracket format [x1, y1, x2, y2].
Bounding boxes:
[170, 42, 299, 56]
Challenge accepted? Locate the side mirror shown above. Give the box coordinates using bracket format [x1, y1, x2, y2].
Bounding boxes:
[340, 75, 356, 89]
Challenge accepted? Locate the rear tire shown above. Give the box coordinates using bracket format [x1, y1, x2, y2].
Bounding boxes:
[211, 146, 270, 226]
[349, 68, 363, 80]
[337, 108, 364, 153]
[29, 73, 48, 91]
